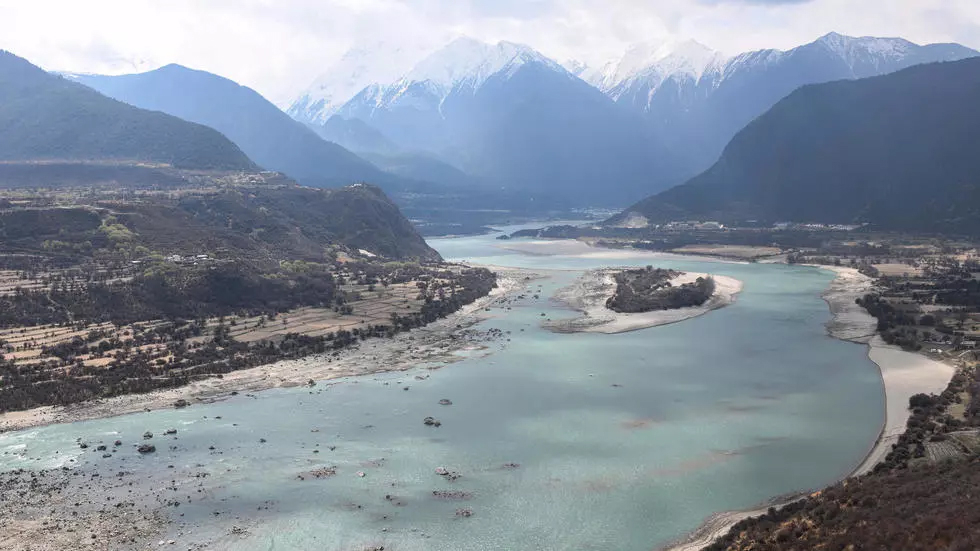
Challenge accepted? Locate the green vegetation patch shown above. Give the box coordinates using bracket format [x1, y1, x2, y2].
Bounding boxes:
[606, 267, 715, 313]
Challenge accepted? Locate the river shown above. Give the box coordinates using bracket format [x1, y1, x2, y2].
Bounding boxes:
[0, 226, 883, 550]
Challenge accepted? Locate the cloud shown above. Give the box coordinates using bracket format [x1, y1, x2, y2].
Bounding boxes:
[1, 0, 979, 105]
[698, 0, 813, 4]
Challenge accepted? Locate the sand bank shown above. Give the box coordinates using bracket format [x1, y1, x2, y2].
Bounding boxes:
[545, 269, 743, 334]
[497, 239, 748, 264]
[814, 265, 878, 344]
[816, 265, 954, 475]
[852, 336, 956, 475]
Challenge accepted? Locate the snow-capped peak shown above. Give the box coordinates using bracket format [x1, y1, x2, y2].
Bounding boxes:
[403, 37, 565, 92]
[815, 32, 915, 64]
[587, 38, 726, 95]
[562, 59, 590, 78]
[288, 41, 432, 125]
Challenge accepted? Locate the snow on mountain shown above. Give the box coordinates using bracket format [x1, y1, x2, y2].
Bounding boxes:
[592, 32, 977, 111]
[813, 32, 917, 73]
[818, 32, 912, 58]
[562, 59, 589, 77]
[341, 37, 572, 115]
[588, 39, 726, 96]
[60, 57, 158, 81]
[290, 37, 570, 126]
[400, 37, 567, 97]
[288, 42, 431, 126]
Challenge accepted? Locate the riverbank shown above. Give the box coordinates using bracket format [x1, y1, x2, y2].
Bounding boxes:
[661, 264, 958, 551]
[815, 265, 954, 475]
[0, 268, 538, 434]
[544, 269, 744, 334]
[497, 238, 749, 264]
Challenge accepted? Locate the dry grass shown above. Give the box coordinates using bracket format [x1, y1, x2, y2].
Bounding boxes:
[0, 270, 46, 296]
[671, 244, 783, 260]
[0, 281, 437, 371]
[925, 439, 966, 462]
[951, 431, 980, 454]
[201, 282, 429, 343]
[947, 391, 972, 419]
[872, 263, 924, 277]
[0, 320, 172, 368]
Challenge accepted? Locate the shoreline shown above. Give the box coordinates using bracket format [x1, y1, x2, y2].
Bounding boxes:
[496, 239, 751, 265]
[661, 264, 957, 551]
[0, 267, 539, 434]
[0, 236, 962, 551]
[812, 265, 953, 477]
[544, 269, 744, 334]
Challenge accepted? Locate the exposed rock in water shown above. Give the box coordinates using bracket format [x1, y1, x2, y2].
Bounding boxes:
[143, 431, 153, 439]
[432, 490, 473, 500]
[423, 417, 442, 427]
[173, 399, 190, 409]
[164, 429, 177, 435]
[299, 466, 337, 480]
[435, 466, 462, 481]
[439, 399, 453, 406]
[137, 444, 156, 454]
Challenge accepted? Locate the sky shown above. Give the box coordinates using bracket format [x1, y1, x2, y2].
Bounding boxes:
[2, 0, 979, 105]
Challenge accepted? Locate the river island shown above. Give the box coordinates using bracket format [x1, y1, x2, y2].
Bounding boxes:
[546, 266, 744, 334]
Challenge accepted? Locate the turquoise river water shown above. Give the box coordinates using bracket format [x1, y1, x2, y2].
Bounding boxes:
[0, 227, 884, 550]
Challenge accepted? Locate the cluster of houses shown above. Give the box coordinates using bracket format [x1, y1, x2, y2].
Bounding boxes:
[772, 222, 865, 231]
[663, 221, 725, 231]
[165, 254, 211, 264]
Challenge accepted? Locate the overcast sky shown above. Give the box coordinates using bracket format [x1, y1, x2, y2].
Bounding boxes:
[2, 0, 979, 105]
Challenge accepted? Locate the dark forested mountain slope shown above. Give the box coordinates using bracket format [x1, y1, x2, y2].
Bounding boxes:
[0, 51, 254, 170]
[0, 176, 439, 262]
[130, 183, 440, 262]
[615, 58, 980, 233]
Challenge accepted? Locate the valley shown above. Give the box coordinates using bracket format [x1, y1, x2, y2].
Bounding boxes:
[0, 230, 892, 550]
[3, 6, 980, 550]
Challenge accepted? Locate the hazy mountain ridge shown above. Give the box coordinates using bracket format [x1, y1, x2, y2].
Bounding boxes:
[594, 33, 979, 177]
[289, 32, 976, 206]
[333, 38, 672, 205]
[1, 49, 440, 261]
[288, 41, 433, 127]
[69, 65, 395, 188]
[612, 57, 980, 233]
[0, 51, 255, 171]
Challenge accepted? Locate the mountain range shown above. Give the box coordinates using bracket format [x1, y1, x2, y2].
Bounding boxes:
[288, 41, 431, 128]
[0, 50, 254, 171]
[69, 65, 399, 189]
[577, 32, 978, 177]
[610, 57, 980, 233]
[8, 30, 980, 230]
[290, 33, 977, 206]
[0, 50, 438, 260]
[332, 38, 671, 205]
